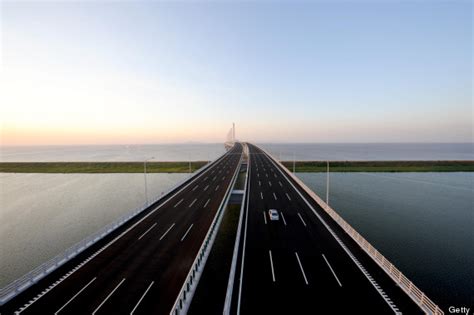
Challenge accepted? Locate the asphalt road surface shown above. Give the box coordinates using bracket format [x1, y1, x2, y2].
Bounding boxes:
[1, 143, 242, 315]
[234, 143, 423, 314]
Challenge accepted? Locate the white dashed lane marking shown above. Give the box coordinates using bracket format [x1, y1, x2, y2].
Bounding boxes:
[322, 254, 342, 287]
[295, 252, 309, 285]
[269, 250, 276, 282]
[54, 277, 97, 314]
[173, 199, 183, 208]
[297, 213, 307, 227]
[159, 223, 175, 241]
[180, 224, 194, 242]
[92, 278, 126, 315]
[138, 223, 157, 240]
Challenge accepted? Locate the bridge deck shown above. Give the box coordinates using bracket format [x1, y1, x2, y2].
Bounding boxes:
[1, 144, 242, 315]
[233, 143, 424, 314]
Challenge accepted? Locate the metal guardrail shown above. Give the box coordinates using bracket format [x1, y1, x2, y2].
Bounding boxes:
[0, 153, 224, 306]
[170, 151, 243, 315]
[223, 143, 249, 314]
[261, 147, 444, 315]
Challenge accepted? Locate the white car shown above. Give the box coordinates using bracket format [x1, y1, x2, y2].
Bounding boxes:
[268, 209, 279, 221]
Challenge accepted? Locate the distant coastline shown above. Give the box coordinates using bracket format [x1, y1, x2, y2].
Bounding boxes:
[0, 162, 208, 173]
[0, 160, 473, 173]
[281, 160, 474, 172]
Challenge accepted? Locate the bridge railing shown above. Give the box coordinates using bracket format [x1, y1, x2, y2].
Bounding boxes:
[0, 152, 224, 306]
[261, 148, 444, 315]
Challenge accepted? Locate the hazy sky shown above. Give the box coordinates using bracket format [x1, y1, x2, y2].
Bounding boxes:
[0, 0, 472, 145]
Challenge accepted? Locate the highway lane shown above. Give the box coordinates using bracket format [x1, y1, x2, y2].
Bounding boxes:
[1, 143, 242, 315]
[236, 143, 422, 314]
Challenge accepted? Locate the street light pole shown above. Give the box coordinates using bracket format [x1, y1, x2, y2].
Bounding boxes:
[326, 160, 330, 205]
[189, 153, 192, 176]
[293, 152, 296, 174]
[144, 157, 154, 206]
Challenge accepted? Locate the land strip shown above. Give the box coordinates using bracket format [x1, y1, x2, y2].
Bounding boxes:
[1, 160, 472, 173]
[0, 161, 208, 173]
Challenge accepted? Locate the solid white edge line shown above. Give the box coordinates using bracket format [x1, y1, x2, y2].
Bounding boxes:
[295, 252, 309, 285]
[180, 224, 194, 242]
[130, 281, 154, 315]
[159, 223, 175, 240]
[297, 212, 307, 227]
[138, 222, 157, 240]
[54, 277, 97, 315]
[322, 254, 342, 287]
[269, 250, 276, 282]
[91, 278, 125, 315]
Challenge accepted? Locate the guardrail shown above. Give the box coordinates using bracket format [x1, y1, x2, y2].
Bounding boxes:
[170, 151, 243, 315]
[223, 143, 249, 314]
[0, 152, 226, 306]
[261, 147, 444, 315]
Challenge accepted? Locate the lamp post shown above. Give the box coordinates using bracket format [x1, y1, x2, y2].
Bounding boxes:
[188, 153, 192, 177]
[293, 152, 296, 174]
[144, 157, 154, 206]
[326, 160, 330, 205]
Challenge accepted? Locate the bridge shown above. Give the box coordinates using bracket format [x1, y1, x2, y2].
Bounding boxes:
[0, 141, 443, 314]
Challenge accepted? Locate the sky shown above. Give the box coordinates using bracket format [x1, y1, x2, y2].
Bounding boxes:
[0, 0, 472, 145]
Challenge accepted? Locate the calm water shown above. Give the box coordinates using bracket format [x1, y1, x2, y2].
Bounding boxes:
[0, 144, 226, 162]
[0, 173, 188, 287]
[1, 143, 472, 162]
[1, 143, 473, 311]
[297, 172, 474, 310]
[260, 143, 474, 161]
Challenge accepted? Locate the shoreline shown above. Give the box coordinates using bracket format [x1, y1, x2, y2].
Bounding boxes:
[0, 161, 209, 173]
[1, 160, 473, 173]
[281, 160, 474, 172]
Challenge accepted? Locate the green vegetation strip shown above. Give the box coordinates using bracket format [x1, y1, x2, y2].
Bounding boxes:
[280, 160, 474, 172]
[1, 160, 473, 173]
[0, 162, 208, 173]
